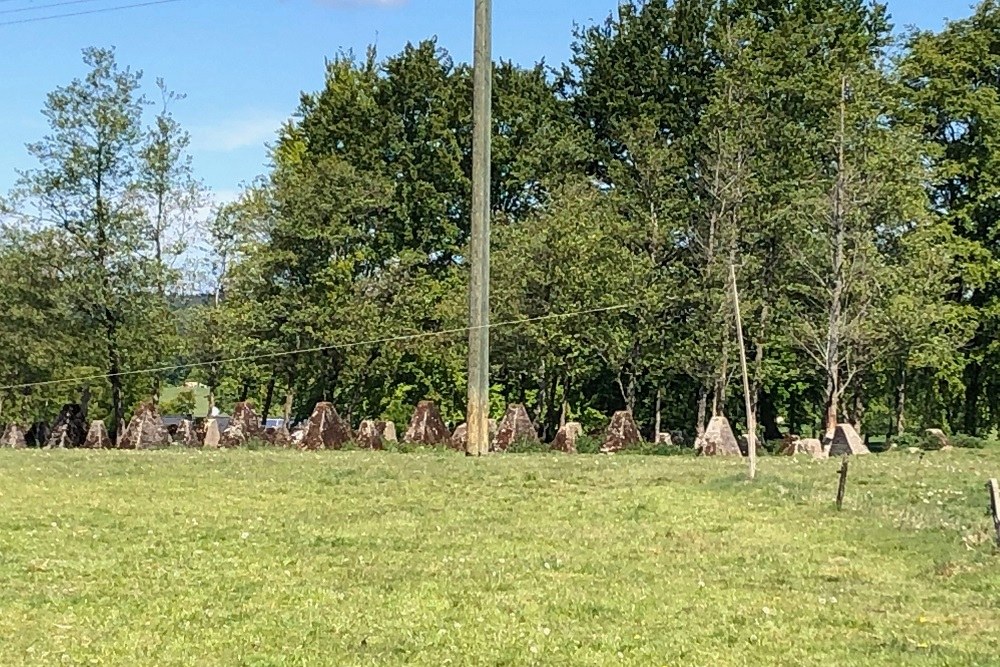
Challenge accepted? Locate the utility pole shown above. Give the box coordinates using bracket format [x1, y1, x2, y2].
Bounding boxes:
[466, 0, 492, 457]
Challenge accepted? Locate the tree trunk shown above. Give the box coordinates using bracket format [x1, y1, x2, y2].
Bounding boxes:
[787, 391, 803, 438]
[849, 379, 865, 433]
[964, 360, 981, 436]
[283, 386, 294, 426]
[80, 385, 91, 422]
[537, 359, 548, 437]
[546, 374, 560, 440]
[823, 380, 839, 437]
[823, 77, 849, 438]
[106, 316, 124, 445]
[559, 375, 569, 429]
[207, 387, 216, 418]
[261, 376, 277, 427]
[240, 379, 250, 403]
[750, 303, 770, 428]
[892, 364, 907, 437]
[696, 384, 708, 440]
[759, 389, 782, 441]
[713, 343, 728, 418]
[654, 387, 663, 442]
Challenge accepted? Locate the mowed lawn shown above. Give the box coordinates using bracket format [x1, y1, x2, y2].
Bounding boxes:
[1, 449, 999, 666]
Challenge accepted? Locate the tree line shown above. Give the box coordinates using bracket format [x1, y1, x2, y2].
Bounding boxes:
[2, 0, 1000, 446]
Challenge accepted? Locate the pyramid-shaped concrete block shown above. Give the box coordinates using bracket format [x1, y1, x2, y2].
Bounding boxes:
[699, 415, 742, 456]
[83, 421, 112, 449]
[403, 401, 451, 446]
[828, 423, 870, 456]
[492, 404, 539, 452]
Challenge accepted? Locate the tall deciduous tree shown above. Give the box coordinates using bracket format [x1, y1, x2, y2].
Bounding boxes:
[10, 47, 165, 439]
[903, 0, 1000, 435]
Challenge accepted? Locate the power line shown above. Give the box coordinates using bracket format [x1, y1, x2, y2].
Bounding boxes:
[0, 0, 186, 25]
[0, 303, 636, 392]
[0, 0, 111, 16]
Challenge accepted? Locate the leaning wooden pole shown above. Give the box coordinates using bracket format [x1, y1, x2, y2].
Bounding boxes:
[466, 0, 493, 457]
[729, 262, 757, 480]
[987, 479, 1000, 548]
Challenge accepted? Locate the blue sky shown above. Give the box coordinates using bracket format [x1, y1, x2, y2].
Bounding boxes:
[0, 0, 979, 200]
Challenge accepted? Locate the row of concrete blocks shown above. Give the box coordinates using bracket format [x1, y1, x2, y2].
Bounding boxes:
[0, 399, 875, 457]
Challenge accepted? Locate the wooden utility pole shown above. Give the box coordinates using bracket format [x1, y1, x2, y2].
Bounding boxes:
[466, 0, 492, 457]
[730, 262, 757, 480]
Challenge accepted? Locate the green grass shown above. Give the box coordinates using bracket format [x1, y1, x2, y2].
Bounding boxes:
[1, 449, 999, 666]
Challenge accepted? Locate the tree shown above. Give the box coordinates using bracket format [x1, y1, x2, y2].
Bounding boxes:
[9, 47, 165, 439]
[903, 0, 1000, 435]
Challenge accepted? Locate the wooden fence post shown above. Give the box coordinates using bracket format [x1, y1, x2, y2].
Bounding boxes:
[836, 458, 849, 511]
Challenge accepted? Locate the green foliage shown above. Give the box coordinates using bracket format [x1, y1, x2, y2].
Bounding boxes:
[889, 432, 928, 450]
[5, 3, 1000, 447]
[1, 47, 198, 435]
[619, 442, 691, 457]
[949, 434, 993, 450]
[505, 438, 552, 454]
[160, 390, 196, 416]
[574, 434, 602, 455]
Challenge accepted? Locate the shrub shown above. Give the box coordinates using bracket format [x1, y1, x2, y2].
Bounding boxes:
[507, 438, 551, 454]
[577, 408, 609, 437]
[890, 432, 926, 450]
[244, 438, 273, 451]
[949, 433, 989, 449]
[382, 441, 419, 454]
[161, 390, 196, 416]
[575, 435, 602, 454]
[620, 442, 691, 457]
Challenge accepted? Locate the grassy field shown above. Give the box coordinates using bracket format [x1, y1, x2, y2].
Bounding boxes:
[1, 449, 999, 666]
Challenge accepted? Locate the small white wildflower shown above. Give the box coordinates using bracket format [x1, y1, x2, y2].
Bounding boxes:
[240, 532, 250, 540]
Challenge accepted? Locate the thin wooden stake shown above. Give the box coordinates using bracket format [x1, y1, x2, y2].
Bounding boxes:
[987, 479, 1000, 548]
[836, 458, 849, 510]
[729, 262, 756, 480]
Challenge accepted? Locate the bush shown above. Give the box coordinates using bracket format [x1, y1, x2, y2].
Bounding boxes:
[949, 433, 989, 449]
[161, 390, 196, 416]
[382, 441, 419, 454]
[575, 435, 602, 454]
[890, 432, 927, 450]
[577, 408, 609, 437]
[507, 438, 551, 454]
[765, 440, 786, 455]
[244, 438, 273, 451]
[620, 442, 691, 457]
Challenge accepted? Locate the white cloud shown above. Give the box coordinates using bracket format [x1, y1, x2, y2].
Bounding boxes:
[190, 113, 287, 153]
